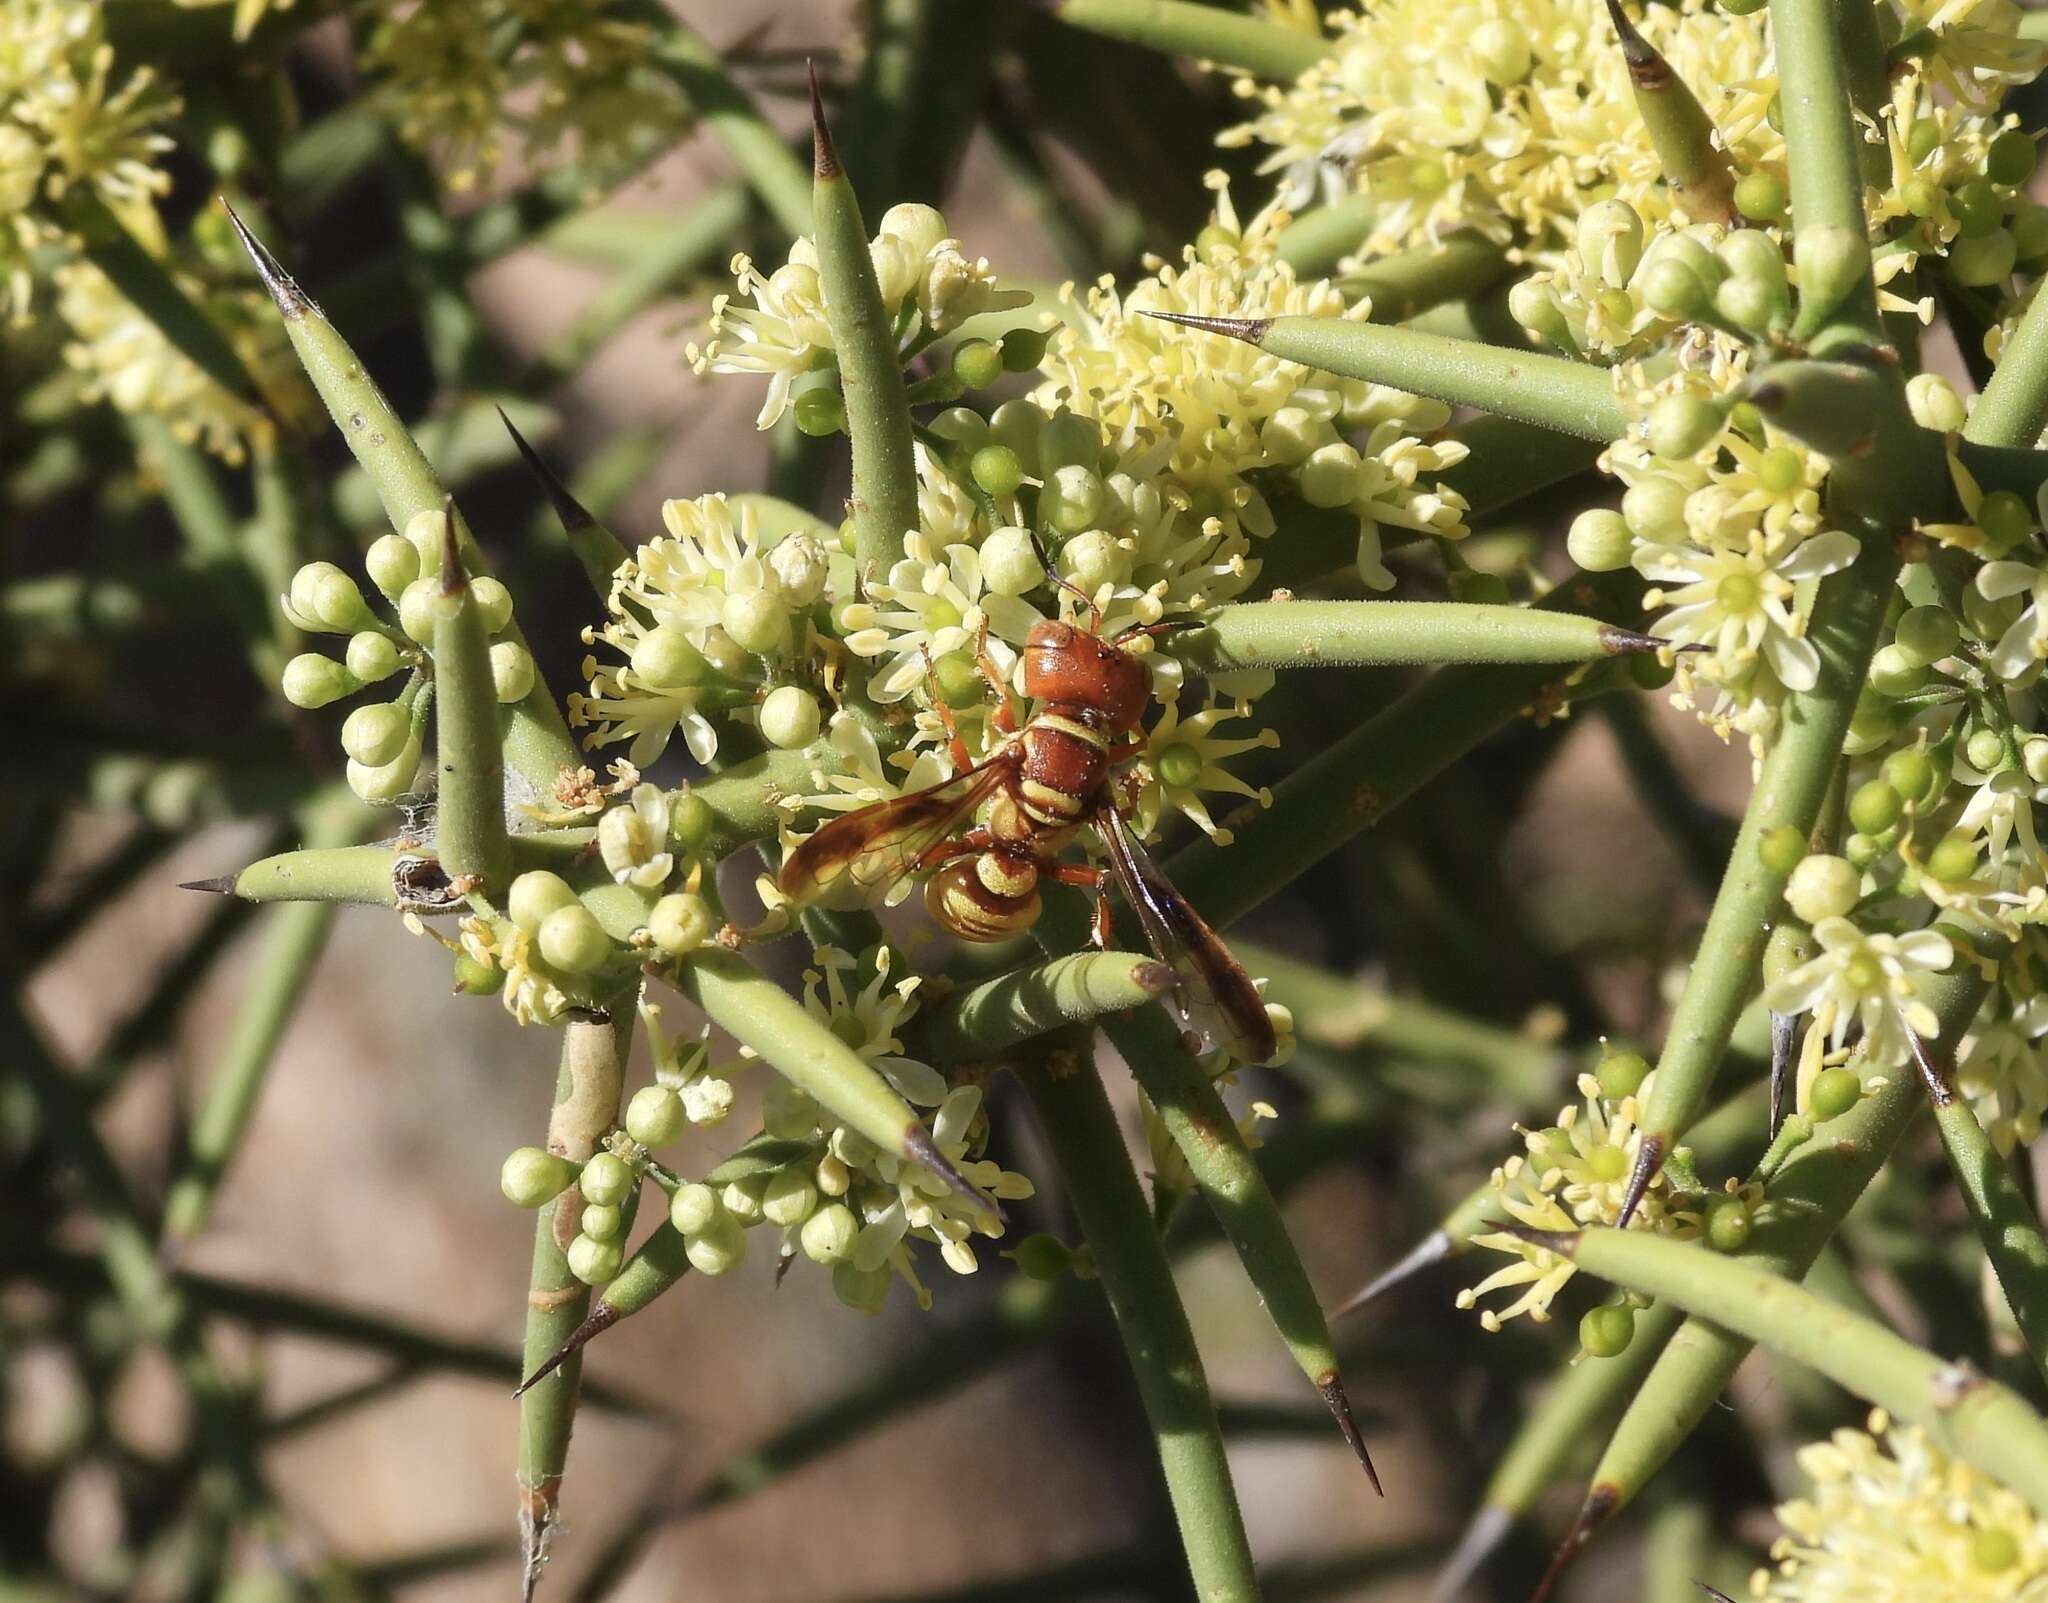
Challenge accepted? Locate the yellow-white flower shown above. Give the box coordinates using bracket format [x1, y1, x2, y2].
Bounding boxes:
[841, 531, 1045, 704]
[1131, 699, 1279, 846]
[1634, 529, 1861, 693]
[1763, 918, 1953, 1071]
[596, 783, 674, 891]
[1958, 992, 2048, 1155]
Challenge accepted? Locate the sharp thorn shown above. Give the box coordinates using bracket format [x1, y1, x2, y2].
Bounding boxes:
[1598, 625, 1669, 656]
[807, 61, 839, 179]
[1429, 1504, 1512, 1603]
[1694, 1586, 1739, 1603]
[1527, 1485, 1618, 1603]
[1316, 1371, 1384, 1496]
[219, 198, 311, 318]
[902, 1125, 1004, 1225]
[1137, 308, 1272, 345]
[1132, 960, 1175, 995]
[1768, 1010, 1799, 1137]
[438, 495, 467, 596]
[1604, 0, 1666, 80]
[1491, 1221, 1580, 1258]
[498, 407, 595, 533]
[1333, 1228, 1452, 1319]
[1616, 1133, 1663, 1229]
[513, 1303, 618, 1397]
[1907, 1029, 1956, 1107]
[178, 875, 239, 896]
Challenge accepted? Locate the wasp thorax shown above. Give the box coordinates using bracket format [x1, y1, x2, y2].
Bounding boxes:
[1022, 620, 1149, 732]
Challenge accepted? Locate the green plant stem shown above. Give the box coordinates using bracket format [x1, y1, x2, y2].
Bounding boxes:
[1337, 235, 1511, 322]
[1051, 0, 1333, 77]
[429, 519, 514, 896]
[1605, 0, 1735, 223]
[160, 791, 363, 1251]
[1274, 197, 1378, 276]
[1967, 294, 2048, 448]
[808, 80, 919, 577]
[1173, 599, 1659, 674]
[919, 950, 1174, 1061]
[519, 1015, 629, 1602]
[644, 14, 812, 239]
[1016, 1037, 1262, 1602]
[1531, 1225, 2048, 1520]
[1772, 0, 1880, 322]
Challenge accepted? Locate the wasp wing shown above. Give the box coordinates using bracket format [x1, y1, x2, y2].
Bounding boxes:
[777, 757, 1012, 910]
[1096, 804, 1276, 1064]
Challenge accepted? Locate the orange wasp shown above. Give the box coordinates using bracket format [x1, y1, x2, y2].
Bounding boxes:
[778, 601, 1277, 1065]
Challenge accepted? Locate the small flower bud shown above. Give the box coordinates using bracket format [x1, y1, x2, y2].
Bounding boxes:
[345, 631, 402, 684]
[281, 653, 360, 709]
[501, 1147, 577, 1207]
[1792, 224, 1869, 329]
[671, 1182, 721, 1236]
[1059, 529, 1125, 593]
[1762, 920, 1814, 985]
[567, 1234, 623, 1285]
[980, 525, 1043, 595]
[1596, 1051, 1650, 1100]
[721, 1173, 768, 1224]
[459, 579, 510, 638]
[1469, 15, 1532, 82]
[879, 201, 947, 261]
[1906, 373, 1968, 433]
[648, 892, 715, 958]
[1299, 442, 1364, 508]
[761, 1165, 818, 1228]
[1637, 258, 1709, 320]
[832, 1259, 890, 1313]
[1967, 728, 2008, 772]
[538, 904, 612, 974]
[1758, 824, 1807, 876]
[1706, 1195, 1753, 1252]
[1786, 854, 1860, 922]
[1621, 474, 1688, 540]
[721, 589, 791, 657]
[759, 685, 822, 749]
[928, 407, 989, 449]
[398, 577, 439, 644]
[951, 338, 1003, 390]
[815, 1154, 851, 1196]
[346, 736, 422, 804]
[1507, 277, 1569, 341]
[1646, 393, 1724, 460]
[1868, 643, 1929, 699]
[1951, 228, 2019, 287]
[669, 792, 715, 851]
[1848, 779, 1903, 835]
[768, 533, 830, 606]
[1038, 411, 1101, 475]
[763, 1083, 819, 1141]
[1566, 507, 1633, 571]
[1810, 1066, 1862, 1120]
[579, 1152, 634, 1207]
[799, 1202, 859, 1264]
[685, 1212, 747, 1276]
[792, 386, 847, 437]
[1260, 404, 1329, 467]
[988, 399, 1046, 474]
[1844, 831, 1883, 870]
[404, 508, 451, 569]
[365, 534, 420, 601]
[311, 567, 375, 633]
[970, 444, 1025, 498]
[631, 626, 708, 689]
[1714, 272, 1786, 334]
[2024, 737, 2048, 785]
[626, 1085, 686, 1147]
[580, 1203, 622, 1240]
[509, 871, 579, 932]
[1579, 1303, 1635, 1357]
[341, 702, 411, 767]
[1576, 200, 1644, 289]
[1734, 170, 1787, 222]
[1044, 465, 1107, 534]
[489, 641, 535, 704]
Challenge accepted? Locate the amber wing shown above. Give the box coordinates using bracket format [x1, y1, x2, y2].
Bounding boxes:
[777, 757, 1013, 909]
[1096, 803, 1276, 1064]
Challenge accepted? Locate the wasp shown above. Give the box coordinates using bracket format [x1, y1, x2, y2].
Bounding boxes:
[778, 603, 1277, 1065]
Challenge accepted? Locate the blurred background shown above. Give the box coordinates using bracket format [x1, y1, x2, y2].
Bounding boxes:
[2, 2, 1804, 1599]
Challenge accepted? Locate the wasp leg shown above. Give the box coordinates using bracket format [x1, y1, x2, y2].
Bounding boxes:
[974, 619, 1022, 735]
[920, 645, 978, 773]
[916, 826, 993, 874]
[1047, 862, 1112, 947]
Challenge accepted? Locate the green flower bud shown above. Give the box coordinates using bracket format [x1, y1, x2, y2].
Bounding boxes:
[1972, 1528, 2021, 1573]
[759, 684, 822, 749]
[1261, 404, 1329, 467]
[579, 1151, 634, 1207]
[721, 1173, 768, 1224]
[1596, 1050, 1650, 1100]
[626, 1084, 686, 1147]
[1576, 200, 1644, 289]
[1884, 746, 1936, 801]
[1754, 445, 1805, 494]
[1977, 488, 2035, 551]
[1791, 224, 1868, 328]
[341, 702, 411, 767]
[1637, 258, 1709, 320]
[799, 1201, 859, 1264]
[970, 443, 1025, 498]
[1469, 16, 1532, 82]
[815, 1153, 851, 1196]
[1868, 643, 1929, 699]
[792, 386, 847, 437]
[1059, 529, 1124, 593]
[1044, 464, 1106, 534]
[988, 399, 1046, 473]
[1717, 228, 1787, 287]
[311, 567, 375, 633]
[685, 1212, 747, 1276]
[1299, 441, 1364, 508]
[671, 1182, 720, 1236]
[397, 577, 439, 645]
[538, 904, 611, 974]
[761, 1164, 819, 1228]
[1567, 508, 1634, 572]
[501, 1146, 578, 1207]
[1038, 411, 1101, 475]
[580, 1203, 622, 1240]
[1706, 1195, 1752, 1252]
[999, 326, 1049, 372]
[281, 652, 360, 709]
[1734, 170, 1787, 222]
[1926, 833, 1980, 883]
[1762, 920, 1815, 985]
[1786, 854, 1859, 922]
[1006, 1233, 1075, 1280]
[1758, 823, 1807, 876]
[1579, 1302, 1635, 1357]
[468, 577, 513, 636]
[509, 871, 579, 932]
[832, 1259, 890, 1313]
[345, 630, 402, 684]
[1905, 374, 1968, 434]
[489, 641, 535, 704]
[1843, 831, 1884, 870]
[1847, 689, 1903, 748]
[1951, 228, 2018, 287]
[669, 791, 715, 851]
[365, 534, 420, 601]
[1953, 178, 2005, 237]
[1507, 277, 1569, 341]
[1848, 779, 1903, 835]
[648, 892, 715, 957]
[404, 508, 451, 568]
[1810, 1066, 1862, 1120]
[2024, 737, 2048, 785]
[980, 525, 1044, 596]
[951, 338, 1003, 390]
[1963, 584, 2024, 642]
[1715, 272, 1786, 334]
[452, 952, 503, 994]
[721, 589, 791, 657]
[631, 626, 708, 690]
[1900, 176, 1941, 217]
[346, 736, 422, 804]
[1621, 474, 1688, 540]
[1967, 728, 2008, 772]
[2015, 204, 2048, 267]
[928, 406, 988, 449]
[567, 1234, 623, 1285]
[1647, 393, 1724, 460]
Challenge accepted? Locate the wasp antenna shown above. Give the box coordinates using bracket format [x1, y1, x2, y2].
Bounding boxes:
[1333, 1228, 1452, 1319]
[513, 1303, 619, 1397]
[1615, 1135, 1663, 1229]
[1027, 527, 1101, 629]
[902, 1126, 1005, 1225]
[1316, 1371, 1385, 1496]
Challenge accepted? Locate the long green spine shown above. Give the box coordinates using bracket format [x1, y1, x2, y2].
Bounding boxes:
[1173, 599, 1659, 673]
[429, 513, 513, 897]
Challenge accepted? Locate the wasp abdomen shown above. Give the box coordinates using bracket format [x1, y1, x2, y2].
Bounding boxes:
[926, 851, 1041, 942]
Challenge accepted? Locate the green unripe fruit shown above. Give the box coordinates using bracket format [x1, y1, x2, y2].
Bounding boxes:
[799, 1202, 859, 1265]
[1972, 1528, 2021, 1573]
[469, 577, 513, 635]
[1810, 1066, 1862, 1120]
[1734, 170, 1787, 221]
[1758, 823, 1808, 876]
[1647, 393, 1724, 459]
[792, 386, 847, 437]
[346, 736, 422, 804]
[2015, 204, 2048, 266]
[1967, 728, 2008, 772]
[970, 443, 1025, 498]
[833, 1259, 890, 1313]
[1989, 129, 2038, 189]
[490, 641, 535, 704]
[452, 952, 503, 995]
[1977, 489, 2034, 552]
[759, 684, 821, 749]
[345, 630, 402, 684]
[1596, 1051, 1651, 1100]
[579, 1203, 622, 1240]
[684, 1213, 747, 1276]
[1963, 584, 2024, 642]
[648, 892, 714, 957]
[632, 626, 708, 690]
[761, 1165, 819, 1228]
[1638, 258, 1709, 320]
[1951, 228, 2019, 287]
[501, 1146, 578, 1207]
[1884, 747, 1935, 803]
[932, 652, 984, 709]
[1848, 779, 1903, 835]
[508, 870, 579, 933]
[1007, 1233, 1074, 1281]
[341, 702, 411, 767]
[1953, 178, 2005, 236]
[1580, 1303, 1636, 1357]
[1621, 474, 1688, 540]
[1926, 833, 1981, 882]
[1567, 508, 1633, 572]
[1867, 643, 1929, 699]
[1755, 445, 1806, 494]
[1762, 920, 1815, 986]
[537, 903, 611, 974]
[1894, 605, 1960, 665]
[950, 338, 1003, 390]
[578, 1152, 634, 1207]
[1038, 411, 1101, 476]
[671, 1183, 721, 1236]
[1791, 224, 1868, 327]
[1706, 1196, 1753, 1252]
[1906, 117, 1943, 165]
[1901, 176, 1941, 217]
[987, 398, 1045, 472]
[566, 1234, 622, 1285]
[1299, 442, 1365, 508]
[669, 792, 715, 850]
[1587, 1145, 1629, 1183]
[1786, 854, 1859, 922]
[1846, 831, 1889, 870]
[1720, 0, 1765, 15]
[721, 589, 791, 657]
[281, 653, 359, 709]
[365, 533, 421, 601]
[999, 326, 1049, 371]
[928, 406, 988, 448]
[625, 1084, 686, 1147]
[1628, 650, 1675, 690]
